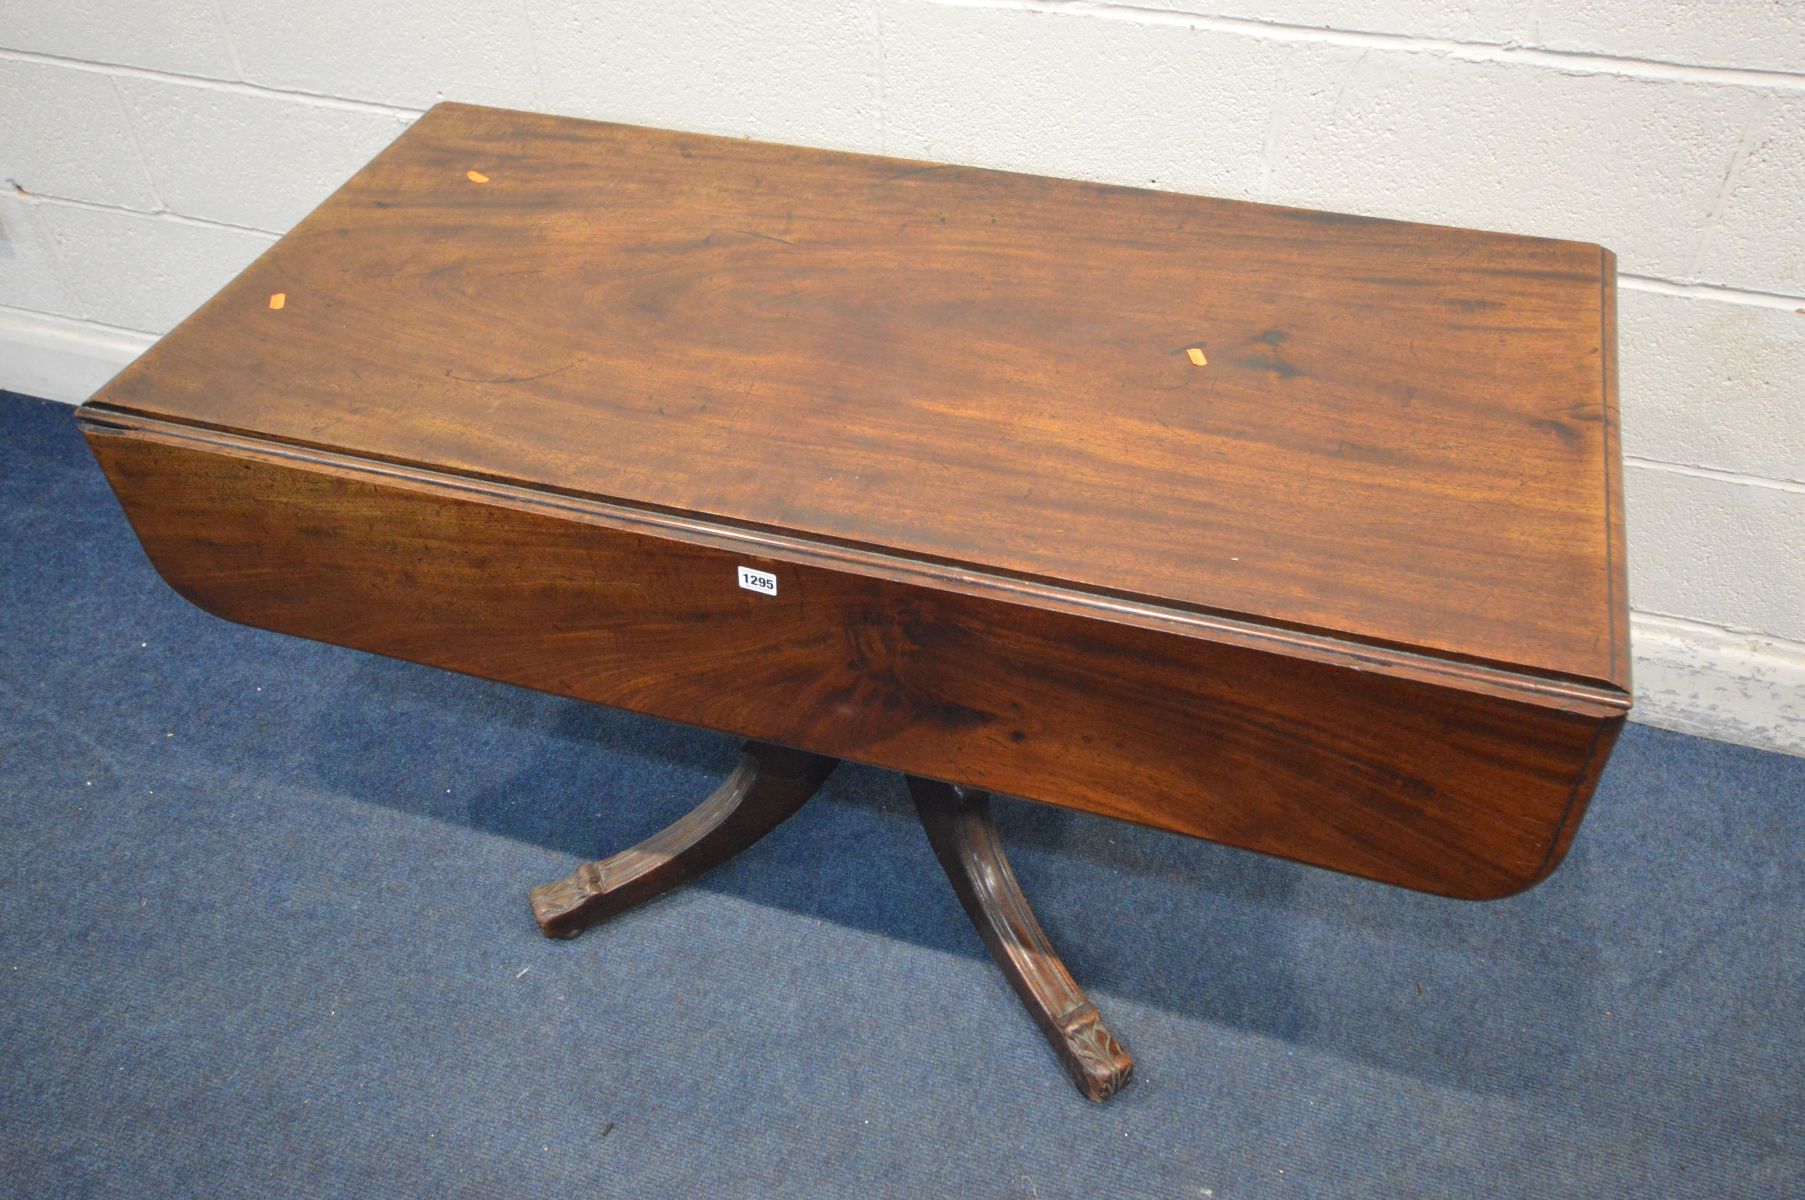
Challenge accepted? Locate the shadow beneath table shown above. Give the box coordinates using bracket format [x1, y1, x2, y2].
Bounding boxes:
[24, 393, 1803, 1171]
[286, 654, 1609, 1097]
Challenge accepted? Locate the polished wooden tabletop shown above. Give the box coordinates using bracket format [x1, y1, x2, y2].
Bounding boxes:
[94, 101, 1625, 696]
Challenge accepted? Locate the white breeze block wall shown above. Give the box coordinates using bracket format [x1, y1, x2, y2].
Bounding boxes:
[1, 0, 1800, 753]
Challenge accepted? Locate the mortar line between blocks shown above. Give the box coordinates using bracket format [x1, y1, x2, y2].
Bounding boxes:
[872, 0, 890, 154]
[108, 76, 172, 213]
[0, 300, 161, 342]
[515, 0, 547, 109]
[16, 190, 283, 239]
[923, 0, 1805, 91]
[1623, 457, 1805, 495]
[0, 47, 424, 118]
[1616, 274, 1805, 312]
[205, 0, 250, 82]
[4, 206, 93, 327]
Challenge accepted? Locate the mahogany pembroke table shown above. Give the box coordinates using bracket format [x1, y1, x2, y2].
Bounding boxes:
[77, 103, 1629, 1102]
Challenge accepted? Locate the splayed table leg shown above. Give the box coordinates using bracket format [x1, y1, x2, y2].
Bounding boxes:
[908, 775, 1134, 1102]
[529, 741, 838, 940]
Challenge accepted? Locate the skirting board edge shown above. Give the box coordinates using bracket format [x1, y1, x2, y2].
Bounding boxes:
[1630, 614, 1804, 757]
[5, 306, 1800, 758]
[0, 306, 153, 405]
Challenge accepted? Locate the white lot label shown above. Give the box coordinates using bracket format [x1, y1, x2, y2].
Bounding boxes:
[737, 565, 778, 597]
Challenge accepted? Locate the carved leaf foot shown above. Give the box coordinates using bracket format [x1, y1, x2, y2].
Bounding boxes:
[907, 775, 1134, 1102]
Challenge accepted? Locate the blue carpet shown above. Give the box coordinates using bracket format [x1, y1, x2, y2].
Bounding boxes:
[1, 389, 1801, 1198]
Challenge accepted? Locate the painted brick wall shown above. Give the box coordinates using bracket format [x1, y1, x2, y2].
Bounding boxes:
[2, 1, 1800, 751]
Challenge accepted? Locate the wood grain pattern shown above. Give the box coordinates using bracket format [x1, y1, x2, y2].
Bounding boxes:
[90, 101, 1626, 690]
[81, 415, 1623, 900]
[76, 103, 1629, 902]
